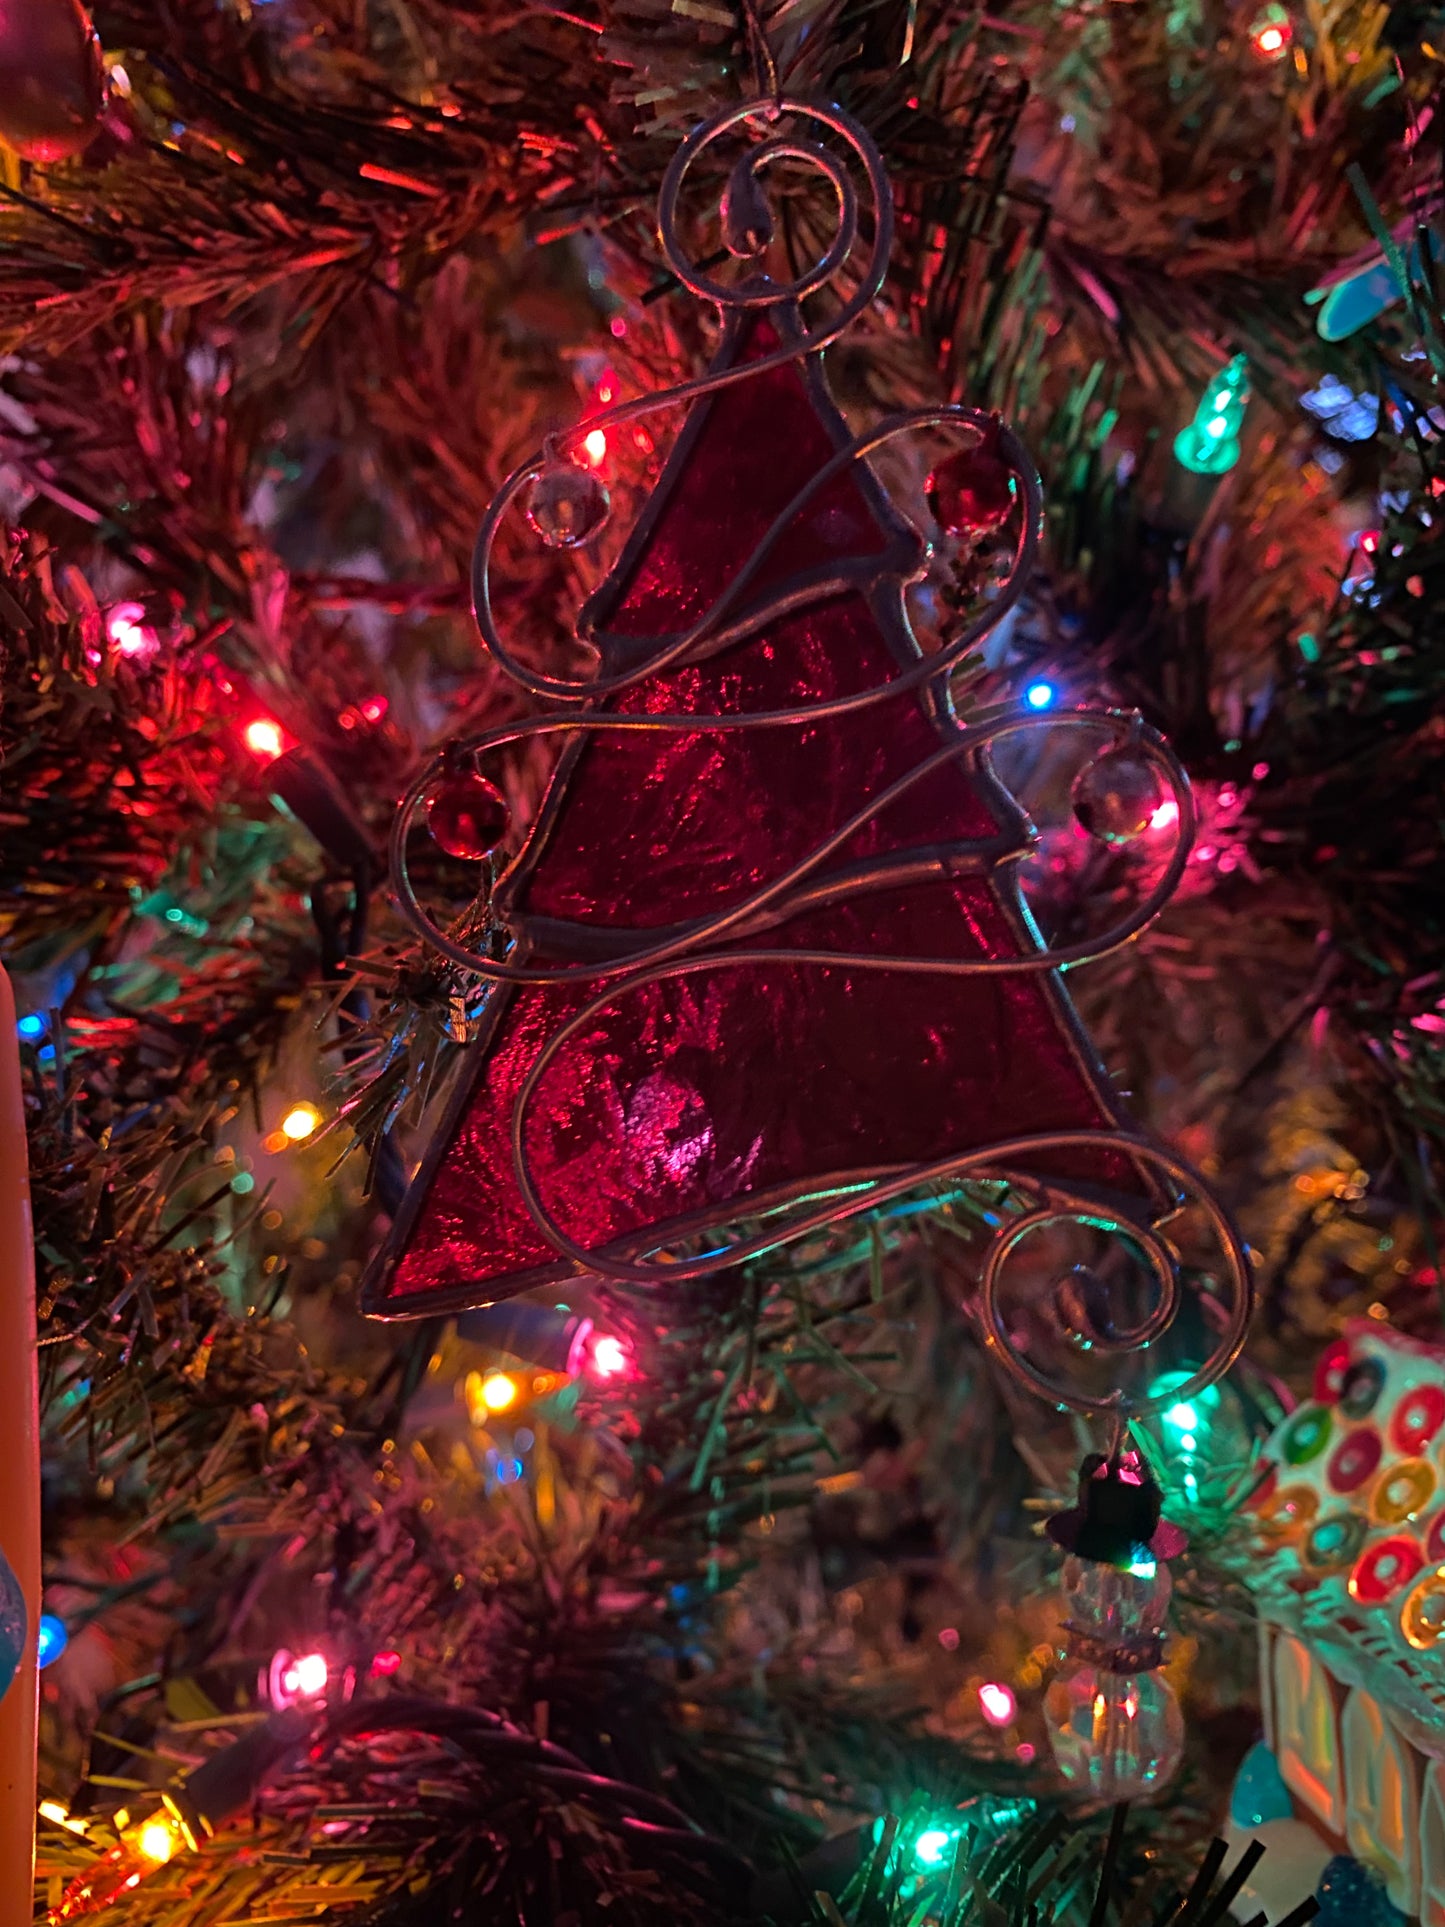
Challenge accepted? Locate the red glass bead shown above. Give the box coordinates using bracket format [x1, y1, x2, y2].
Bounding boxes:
[0, 0, 103, 162]
[926, 429, 1015, 537]
[425, 771, 509, 861]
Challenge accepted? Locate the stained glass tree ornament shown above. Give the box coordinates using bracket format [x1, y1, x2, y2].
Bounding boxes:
[1174, 355, 1250, 475]
[364, 99, 1251, 1423]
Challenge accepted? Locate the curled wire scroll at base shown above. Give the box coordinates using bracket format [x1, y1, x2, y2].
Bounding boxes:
[389, 96, 1254, 1420]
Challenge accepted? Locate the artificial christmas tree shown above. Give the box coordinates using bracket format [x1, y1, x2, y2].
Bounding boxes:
[3, 0, 1444, 1920]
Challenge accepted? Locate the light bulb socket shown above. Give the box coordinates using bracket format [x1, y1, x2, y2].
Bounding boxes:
[267, 749, 374, 872]
[164, 1707, 311, 1847]
[455, 1301, 586, 1374]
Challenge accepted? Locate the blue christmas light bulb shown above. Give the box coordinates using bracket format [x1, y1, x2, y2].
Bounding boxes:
[37, 1613, 68, 1668]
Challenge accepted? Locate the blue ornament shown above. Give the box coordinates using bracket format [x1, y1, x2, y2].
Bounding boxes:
[1313, 1854, 1407, 1926]
[1229, 1740, 1293, 1829]
[1313, 235, 1437, 343]
[0, 1549, 26, 1701]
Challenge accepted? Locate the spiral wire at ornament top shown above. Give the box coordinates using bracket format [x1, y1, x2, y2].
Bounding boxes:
[390, 97, 1253, 1419]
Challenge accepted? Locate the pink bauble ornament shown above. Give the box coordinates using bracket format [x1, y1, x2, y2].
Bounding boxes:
[0, 0, 103, 161]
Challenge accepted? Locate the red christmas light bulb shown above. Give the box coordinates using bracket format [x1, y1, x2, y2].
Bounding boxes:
[243, 717, 289, 763]
[1248, 6, 1292, 57]
[425, 769, 510, 861]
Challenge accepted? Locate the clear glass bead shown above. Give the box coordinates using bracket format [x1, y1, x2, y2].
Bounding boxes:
[525, 462, 610, 549]
[1061, 1554, 1172, 1639]
[1071, 748, 1165, 845]
[1045, 1664, 1185, 1804]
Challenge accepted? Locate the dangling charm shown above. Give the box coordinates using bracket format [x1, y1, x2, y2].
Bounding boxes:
[1043, 1451, 1186, 1805]
[526, 459, 611, 549]
[1071, 747, 1165, 845]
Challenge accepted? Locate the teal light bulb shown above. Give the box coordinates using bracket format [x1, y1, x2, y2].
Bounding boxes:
[1175, 355, 1249, 474]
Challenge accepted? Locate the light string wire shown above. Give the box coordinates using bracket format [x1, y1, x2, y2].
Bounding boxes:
[390, 97, 1253, 1418]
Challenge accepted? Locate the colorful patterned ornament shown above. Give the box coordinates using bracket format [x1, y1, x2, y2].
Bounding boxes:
[363, 101, 1248, 1375]
[1241, 1322, 1445, 1920]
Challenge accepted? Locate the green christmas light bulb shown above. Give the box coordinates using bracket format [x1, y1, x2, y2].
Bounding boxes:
[1174, 355, 1250, 475]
